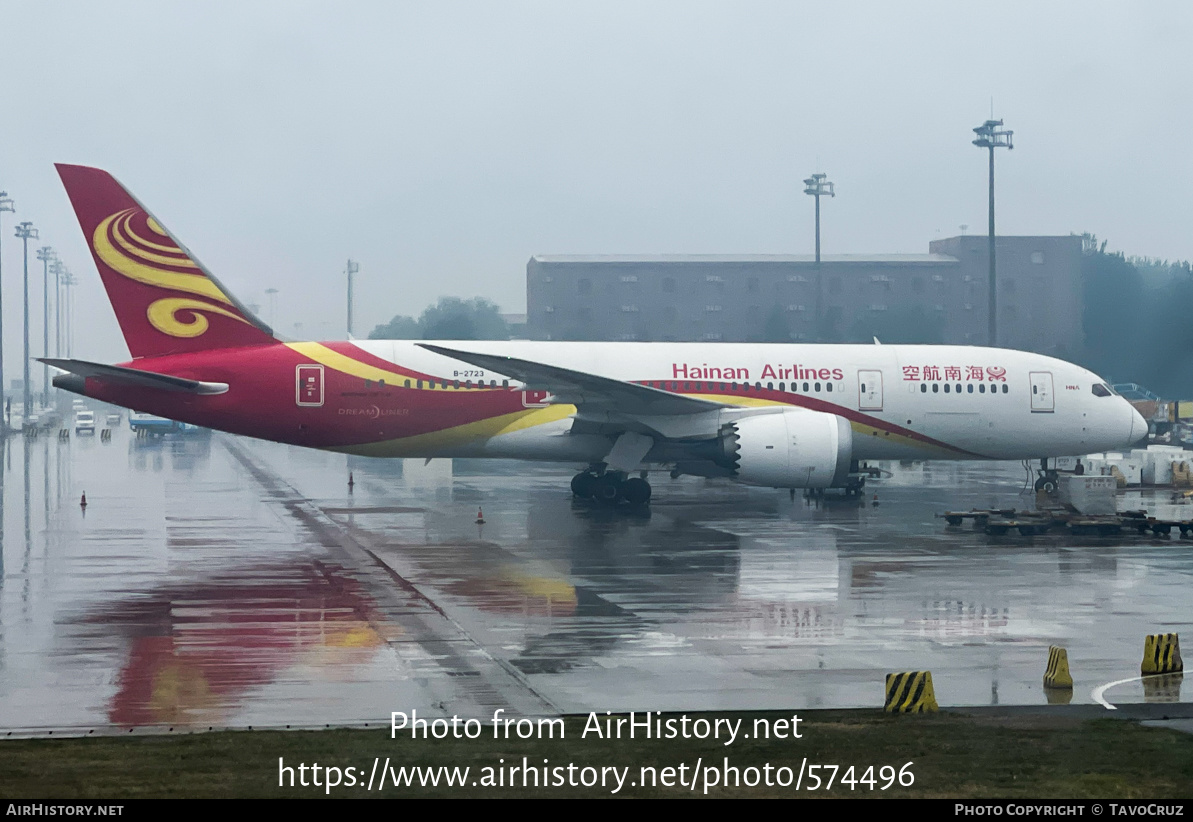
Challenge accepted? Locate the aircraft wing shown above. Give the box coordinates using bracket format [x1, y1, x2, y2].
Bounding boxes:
[417, 344, 722, 416]
[41, 358, 229, 395]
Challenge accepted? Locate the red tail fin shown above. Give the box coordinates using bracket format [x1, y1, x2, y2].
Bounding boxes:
[56, 164, 276, 358]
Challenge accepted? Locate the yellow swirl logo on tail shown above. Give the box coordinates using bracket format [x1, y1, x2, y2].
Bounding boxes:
[147, 297, 253, 338]
[93, 208, 252, 338]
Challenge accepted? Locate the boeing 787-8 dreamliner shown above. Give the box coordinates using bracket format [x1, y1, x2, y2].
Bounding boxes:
[46, 164, 1145, 504]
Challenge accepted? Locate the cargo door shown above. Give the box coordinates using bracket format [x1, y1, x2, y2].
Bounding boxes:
[858, 369, 883, 411]
[1029, 371, 1054, 413]
[296, 364, 324, 407]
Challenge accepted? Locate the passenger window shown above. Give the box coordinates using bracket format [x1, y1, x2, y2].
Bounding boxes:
[417, 379, 423, 389]
[814, 382, 821, 392]
[378, 379, 385, 387]
[956, 384, 961, 393]
[502, 379, 509, 388]
[967, 384, 973, 393]
[803, 382, 809, 392]
[404, 379, 411, 388]
[827, 383, 833, 392]
[767, 382, 773, 390]
[932, 384, 939, 393]
[1002, 384, 1008, 393]
[979, 384, 985, 393]
[944, 384, 950, 393]
[779, 382, 785, 392]
[920, 384, 927, 393]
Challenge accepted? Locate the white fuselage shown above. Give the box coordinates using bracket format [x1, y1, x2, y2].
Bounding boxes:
[351, 341, 1145, 464]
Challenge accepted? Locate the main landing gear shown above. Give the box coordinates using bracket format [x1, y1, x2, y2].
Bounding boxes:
[571, 467, 652, 506]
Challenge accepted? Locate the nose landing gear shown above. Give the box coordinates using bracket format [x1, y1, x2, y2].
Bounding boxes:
[1034, 458, 1060, 493]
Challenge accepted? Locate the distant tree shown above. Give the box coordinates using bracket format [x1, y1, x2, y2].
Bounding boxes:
[1079, 247, 1193, 396]
[368, 315, 421, 339]
[1080, 248, 1145, 385]
[419, 297, 510, 340]
[368, 297, 511, 341]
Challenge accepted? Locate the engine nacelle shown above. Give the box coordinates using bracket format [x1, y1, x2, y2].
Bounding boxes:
[724, 409, 853, 489]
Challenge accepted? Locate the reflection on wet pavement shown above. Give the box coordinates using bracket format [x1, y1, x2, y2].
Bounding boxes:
[2, 422, 1192, 735]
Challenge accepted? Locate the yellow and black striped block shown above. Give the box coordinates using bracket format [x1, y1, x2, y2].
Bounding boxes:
[884, 671, 939, 713]
[1141, 633, 1184, 675]
[1043, 645, 1074, 689]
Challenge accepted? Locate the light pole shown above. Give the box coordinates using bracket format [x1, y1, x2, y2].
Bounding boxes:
[15, 222, 38, 425]
[803, 172, 835, 341]
[0, 192, 14, 431]
[36, 246, 54, 408]
[345, 259, 359, 338]
[51, 259, 63, 358]
[972, 119, 1013, 346]
[265, 288, 279, 330]
[62, 269, 75, 358]
[803, 173, 835, 264]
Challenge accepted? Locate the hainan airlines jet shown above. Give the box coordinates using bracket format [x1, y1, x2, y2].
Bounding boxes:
[46, 164, 1145, 505]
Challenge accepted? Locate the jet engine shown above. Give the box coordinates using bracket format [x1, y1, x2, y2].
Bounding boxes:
[721, 409, 853, 488]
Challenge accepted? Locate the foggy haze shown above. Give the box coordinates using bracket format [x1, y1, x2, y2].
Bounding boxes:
[0, 1, 1189, 373]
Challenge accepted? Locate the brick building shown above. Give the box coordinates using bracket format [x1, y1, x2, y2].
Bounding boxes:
[526, 235, 1083, 355]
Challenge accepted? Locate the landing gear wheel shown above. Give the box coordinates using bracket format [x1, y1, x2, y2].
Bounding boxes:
[1034, 475, 1058, 494]
[622, 477, 652, 506]
[593, 474, 624, 504]
[571, 472, 598, 498]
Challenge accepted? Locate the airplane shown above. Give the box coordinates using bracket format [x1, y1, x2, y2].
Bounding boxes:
[45, 163, 1146, 505]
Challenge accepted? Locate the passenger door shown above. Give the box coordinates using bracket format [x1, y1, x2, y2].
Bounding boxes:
[858, 370, 883, 411]
[1029, 371, 1054, 413]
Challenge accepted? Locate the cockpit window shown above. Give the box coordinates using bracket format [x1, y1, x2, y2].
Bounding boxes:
[1092, 383, 1112, 397]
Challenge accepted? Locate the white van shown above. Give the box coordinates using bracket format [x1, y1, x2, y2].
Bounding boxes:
[74, 410, 96, 434]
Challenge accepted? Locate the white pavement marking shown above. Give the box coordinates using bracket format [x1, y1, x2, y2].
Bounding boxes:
[1091, 676, 1147, 710]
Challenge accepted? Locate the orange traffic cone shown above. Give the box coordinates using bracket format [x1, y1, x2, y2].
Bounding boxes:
[476, 508, 485, 524]
[872, 493, 880, 506]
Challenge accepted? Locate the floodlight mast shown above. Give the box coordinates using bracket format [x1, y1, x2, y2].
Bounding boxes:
[14, 221, 39, 424]
[972, 119, 1013, 346]
[345, 259, 359, 338]
[804, 173, 835, 341]
[0, 192, 13, 431]
[803, 173, 835, 264]
[36, 247, 55, 407]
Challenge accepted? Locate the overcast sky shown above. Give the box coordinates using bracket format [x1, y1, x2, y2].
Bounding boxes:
[0, 1, 1190, 372]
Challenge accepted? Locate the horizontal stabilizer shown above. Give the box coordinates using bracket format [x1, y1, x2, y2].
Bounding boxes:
[417, 343, 721, 416]
[41, 358, 229, 395]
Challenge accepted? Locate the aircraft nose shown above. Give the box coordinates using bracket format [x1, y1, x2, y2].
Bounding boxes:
[1128, 403, 1147, 445]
